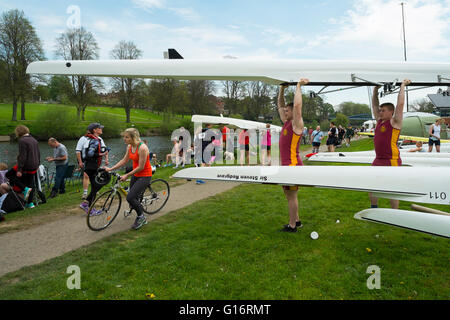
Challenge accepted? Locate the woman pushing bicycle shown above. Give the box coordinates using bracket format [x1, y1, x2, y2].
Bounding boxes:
[105, 128, 152, 230]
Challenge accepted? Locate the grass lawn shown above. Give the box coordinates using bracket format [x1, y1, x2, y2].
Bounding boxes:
[0, 103, 188, 136]
[0, 138, 448, 300]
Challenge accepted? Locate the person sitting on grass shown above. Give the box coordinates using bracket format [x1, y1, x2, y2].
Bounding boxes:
[0, 162, 10, 195]
[407, 141, 425, 152]
[165, 138, 180, 167]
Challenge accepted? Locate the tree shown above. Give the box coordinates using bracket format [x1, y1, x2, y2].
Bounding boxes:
[331, 113, 349, 128]
[148, 78, 186, 122]
[0, 9, 44, 120]
[411, 98, 435, 113]
[110, 40, 143, 123]
[242, 81, 274, 121]
[186, 80, 215, 115]
[222, 80, 245, 115]
[337, 101, 371, 117]
[54, 27, 100, 120]
[48, 75, 72, 102]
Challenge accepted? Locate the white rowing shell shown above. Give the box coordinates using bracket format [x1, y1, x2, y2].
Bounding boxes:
[354, 208, 450, 238]
[191, 114, 282, 131]
[26, 59, 450, 85]
[310, 151, 450, 158]
[173, 165, 450, 205]
[306, 154, 450, 167]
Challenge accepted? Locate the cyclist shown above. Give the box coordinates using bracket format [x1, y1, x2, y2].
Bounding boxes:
[105, 128, 152, 230]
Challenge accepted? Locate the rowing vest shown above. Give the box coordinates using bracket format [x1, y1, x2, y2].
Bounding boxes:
[128, 143, 153, 177]
[280, 120, 303, 166]
[372, 120, 402, 166]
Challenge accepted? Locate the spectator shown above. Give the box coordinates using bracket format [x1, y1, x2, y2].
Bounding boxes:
[311, 126, 324, 153]
[79, 123, 110, 214]
[0, 163, 9, 195]
[326, 122, 338, 152]
[238, 129, 250, 166]
[46, 138, 69, 199]
[407, 141, 425, 152]
[14, 125, 40, 208]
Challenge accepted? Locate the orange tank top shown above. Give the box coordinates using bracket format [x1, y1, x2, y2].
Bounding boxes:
[128, 143, 152, 177]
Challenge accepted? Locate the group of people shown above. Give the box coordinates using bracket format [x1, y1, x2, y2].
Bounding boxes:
[275, 77, 412, 232]
[0, 122, 157, 231]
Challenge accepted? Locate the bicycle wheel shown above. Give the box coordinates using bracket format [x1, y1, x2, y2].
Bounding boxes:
[142, 179, 170, 215]
[87, 190, 122, 231]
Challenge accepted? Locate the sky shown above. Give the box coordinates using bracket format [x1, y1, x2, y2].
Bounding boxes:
[1, 0, 450, 110]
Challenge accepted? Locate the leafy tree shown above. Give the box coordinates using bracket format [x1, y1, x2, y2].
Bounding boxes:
[0, 9, 44, 120]
[337, 101, 370, 117]
[54, 27, 101, 120]
[185, 80, 216, 115]
[48, 75, 72, 102]
[148, 78, 186, 122]
[110, 40, 143, 123]
[331, 112, 349, 128]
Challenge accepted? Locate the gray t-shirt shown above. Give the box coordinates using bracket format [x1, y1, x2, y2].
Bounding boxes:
[54, 143, 68, 166]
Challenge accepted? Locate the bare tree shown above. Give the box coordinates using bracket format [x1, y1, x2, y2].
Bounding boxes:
[54, 27, 100, 121]
[110, 40, 142, 123]
[411, 98, 435, 113]
[0, 9, 44, 120]
[221, 80, 244, 115]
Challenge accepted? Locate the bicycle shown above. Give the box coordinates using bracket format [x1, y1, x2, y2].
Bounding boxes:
[87, 172, 170, 231]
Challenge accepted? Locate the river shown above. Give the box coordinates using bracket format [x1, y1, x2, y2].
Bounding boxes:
[0, 136, 174, 175]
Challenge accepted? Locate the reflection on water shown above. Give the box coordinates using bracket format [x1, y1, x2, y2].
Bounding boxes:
[0, 136, 173, 175]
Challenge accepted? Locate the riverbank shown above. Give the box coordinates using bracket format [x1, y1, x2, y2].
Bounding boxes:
[0, 102, 190, 140]
[0, 137, 448, 299]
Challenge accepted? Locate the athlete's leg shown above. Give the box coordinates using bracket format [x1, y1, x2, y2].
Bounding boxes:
[390, 199, 399, 209]
[284, 188, 300, 228]
[369, 192, 378, 208]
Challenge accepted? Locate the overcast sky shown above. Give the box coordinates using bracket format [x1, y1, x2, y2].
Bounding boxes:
[2, 0, 450, 109]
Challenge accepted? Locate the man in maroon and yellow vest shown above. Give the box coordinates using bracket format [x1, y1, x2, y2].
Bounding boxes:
[369, 79, 411, 209]
[277, 78, 309, 232]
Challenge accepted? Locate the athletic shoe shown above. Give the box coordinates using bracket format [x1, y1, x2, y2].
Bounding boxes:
[280, 224, 297, 233]
[283, 221, 303, 229]
[79, 201, 89, 213]
[25, 202, 35, 209]
[23, 187, 32, 202]
[131, 215, 148, 230]
[124, 209, 132, 218]
[89, 208, 102, 216]
[48, 190, 58, 199]
[196, 180, 206, 184]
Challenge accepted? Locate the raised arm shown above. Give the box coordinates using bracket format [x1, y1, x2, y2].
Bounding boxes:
[292, 78, 309, 135]
[392, 79, 411, 129]
[372, 86, 381, 121]
[277, 84, 288, 123]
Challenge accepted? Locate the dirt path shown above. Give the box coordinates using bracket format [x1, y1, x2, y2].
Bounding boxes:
[0, 137, 362, 278]
[0, 180, 240, 278]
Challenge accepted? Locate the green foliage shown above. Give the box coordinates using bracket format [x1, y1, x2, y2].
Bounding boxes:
[331, 113, 350, 128]
[320, 119, 330, 130]
[337, 101, 371, 117]
[32, 107, 80, 140]
[87, 109, 123, 138]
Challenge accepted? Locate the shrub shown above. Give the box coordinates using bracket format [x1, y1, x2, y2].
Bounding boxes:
[87, 110, 123, 138]
[32, 107, 80, 140]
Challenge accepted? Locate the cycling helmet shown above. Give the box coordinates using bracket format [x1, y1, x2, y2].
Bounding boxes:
[95, 168, 111, 186]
